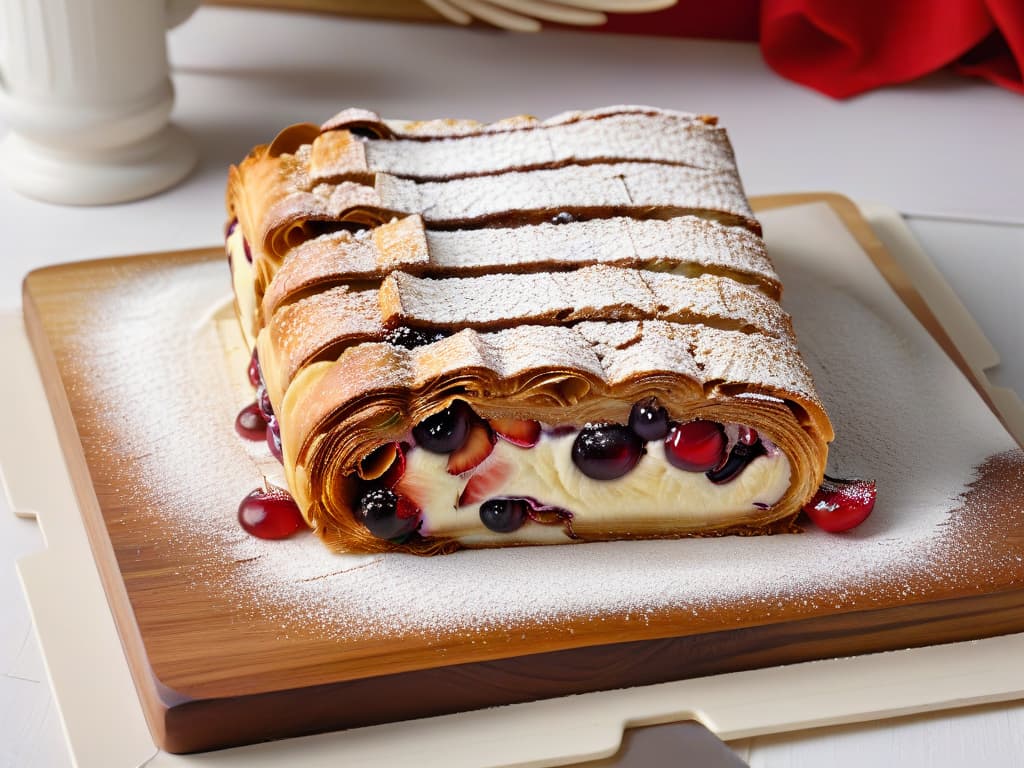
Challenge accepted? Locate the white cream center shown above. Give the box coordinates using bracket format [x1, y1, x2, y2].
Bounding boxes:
[397, 430, 791, 546]
[227, 225, 257, 351]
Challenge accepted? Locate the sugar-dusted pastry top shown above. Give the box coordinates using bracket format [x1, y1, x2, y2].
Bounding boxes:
[258, 267, 796, 404]
[258, 215, 781, 334]
[226, 106, 833, 555]
[227, 107, 760, 313]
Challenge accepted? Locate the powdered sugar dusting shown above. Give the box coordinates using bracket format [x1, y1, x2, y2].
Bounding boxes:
[57, 205, 1020, 646]
[310, 110, 736, 184]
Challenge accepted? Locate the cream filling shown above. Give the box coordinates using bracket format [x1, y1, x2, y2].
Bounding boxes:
[227, 226, 257, 351]
[398, 431, 791, 546]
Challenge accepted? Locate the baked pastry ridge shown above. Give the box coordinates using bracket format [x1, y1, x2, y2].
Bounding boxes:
[226, 106, 833, 554]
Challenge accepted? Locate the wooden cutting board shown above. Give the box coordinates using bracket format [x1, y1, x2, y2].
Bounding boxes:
[21, 194, 1024, 754]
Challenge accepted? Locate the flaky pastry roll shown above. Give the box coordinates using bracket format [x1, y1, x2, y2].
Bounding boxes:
[226, 106, 832, 554]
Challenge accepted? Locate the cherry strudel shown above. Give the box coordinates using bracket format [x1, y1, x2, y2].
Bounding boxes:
[226, 106, 834, 554]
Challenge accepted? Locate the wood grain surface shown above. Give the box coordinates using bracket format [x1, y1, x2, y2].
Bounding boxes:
[21, 195, 1024, 754]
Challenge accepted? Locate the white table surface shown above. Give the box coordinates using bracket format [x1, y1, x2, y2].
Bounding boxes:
[1, 7, 1022, 767]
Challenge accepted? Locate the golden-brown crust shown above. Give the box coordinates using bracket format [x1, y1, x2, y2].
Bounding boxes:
[227, 106, 833, 555]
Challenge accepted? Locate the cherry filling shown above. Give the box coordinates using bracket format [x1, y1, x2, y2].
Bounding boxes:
[226, 219, 239, 267]
[266, 416, 283, 462]
[256, 385, 273, 422]
[357, 488, 421, 540]
[705, 440, 766, 484]
[479, 498, 529, 533]
[628, 398, 671, 442]
[664, 420, 726, 472]
[571, 425, 644, 480]
[479, 496, 573, 535]
[247, 348, 261, 388]
[351, 399, 777, 542]
[386, 326, 450, 349]
[353, 405, 550, 540]
[413, 401, 472, 454]
[237, 384, 782, 543]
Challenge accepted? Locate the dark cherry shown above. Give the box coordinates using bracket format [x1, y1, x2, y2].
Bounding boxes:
[386, 326, 449, 349]
[706, 441, 766, 484]
[257, 384, 274, 421]
[665, 420, 726, 472]
[243, 237, 253, 264]
[571, 425, 643, 480]
[628, 398, 670, 442]
[479, 498, 529, 533]
[235, 402, 267, 441]
[357, 488, 421, 540]
[247, 348, 261, 388]
[238, 487, 305, 539]
[226, 218, 238, 238]
[412, 401, 472, 454]
[550, 211, 575, 225]
[266, 416, 283, 462]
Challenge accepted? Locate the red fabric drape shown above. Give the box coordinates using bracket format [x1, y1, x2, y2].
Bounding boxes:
[598, 1, 1024, 98]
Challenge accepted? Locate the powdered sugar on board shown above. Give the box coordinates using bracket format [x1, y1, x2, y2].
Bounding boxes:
[64, 204, 1020, 644]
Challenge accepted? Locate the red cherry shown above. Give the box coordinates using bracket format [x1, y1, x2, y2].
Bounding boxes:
[247, 348, 261, 388]
[803, 476, 876, 532]
[738, 426, 758, 446]
[266, 416, 283, 462]
[238, 487, 305, 539]
[257, 385, 274, 421]
[664, 420, 726, 472]
[235, 402, 268, 441]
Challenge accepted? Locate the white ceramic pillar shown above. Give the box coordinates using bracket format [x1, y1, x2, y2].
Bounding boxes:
[0, 0, 200, 205]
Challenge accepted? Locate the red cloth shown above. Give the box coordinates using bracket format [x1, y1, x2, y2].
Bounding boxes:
[598, 1, 1024, 98]
[597, 0, 760, 41]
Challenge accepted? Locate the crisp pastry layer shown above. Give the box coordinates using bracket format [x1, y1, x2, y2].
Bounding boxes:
[226, 105, 833, 555]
